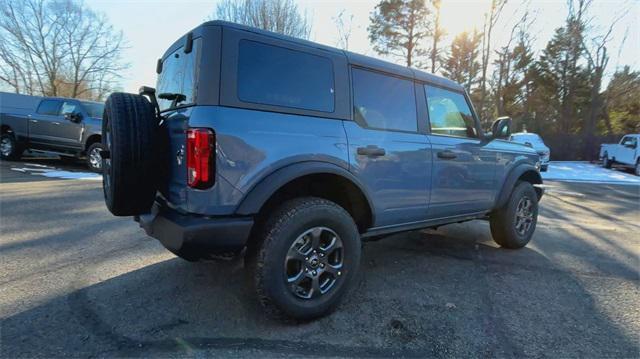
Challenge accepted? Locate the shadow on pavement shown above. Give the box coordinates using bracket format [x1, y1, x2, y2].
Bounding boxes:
[2, 229, 637, 358]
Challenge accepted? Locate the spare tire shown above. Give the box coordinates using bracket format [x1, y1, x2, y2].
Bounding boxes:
[102, 92, 158, 216]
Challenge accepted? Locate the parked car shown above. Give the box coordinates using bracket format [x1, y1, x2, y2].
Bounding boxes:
[509, 132, 550, 171]
[100, 21, 544, 320]
[600, 134, 640, 175]
[0, 92, 104, 172]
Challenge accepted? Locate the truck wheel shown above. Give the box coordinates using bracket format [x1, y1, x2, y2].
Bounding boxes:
[86, 142, 104, 173]
[252, 197, 361, 320]
[102, 93, 158, 216]
[490, 181, 538, 249]
[603, 154, 612, 169]
[635, 160, 640, 176]
[0, 133, 23, 161]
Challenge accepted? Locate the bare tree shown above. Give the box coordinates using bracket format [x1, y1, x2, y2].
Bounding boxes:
[0, 0, 127, 100]
[428, 0, 445, 74]
[215, 0, 311, 39]
[333, 9, 354, 50]
[581, 6, 626, 158]
[478, 0, 506, 123]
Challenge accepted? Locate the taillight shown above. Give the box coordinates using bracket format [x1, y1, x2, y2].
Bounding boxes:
[186, 128, 215, 189]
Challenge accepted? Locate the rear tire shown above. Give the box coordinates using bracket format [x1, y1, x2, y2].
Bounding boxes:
[0, 133, 23, 161]
[102, 93, 158, 216]
[603, 154, 612, 169]
[252, 197, 361, 320]
[490, 181, 538, 249]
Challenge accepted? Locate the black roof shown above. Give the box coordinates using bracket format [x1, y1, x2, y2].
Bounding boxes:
[164, 20, 463, 92]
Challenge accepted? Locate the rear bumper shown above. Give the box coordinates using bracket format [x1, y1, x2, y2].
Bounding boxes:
[136, 202, 253, 254]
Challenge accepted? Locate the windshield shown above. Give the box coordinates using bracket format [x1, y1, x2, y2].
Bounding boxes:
[156, 37, 201, 111]
[81, 102, 105, 118]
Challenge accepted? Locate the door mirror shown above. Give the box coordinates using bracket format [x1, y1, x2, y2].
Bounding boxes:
[64, 112, 82, 123]
[490, 116, 512, 140]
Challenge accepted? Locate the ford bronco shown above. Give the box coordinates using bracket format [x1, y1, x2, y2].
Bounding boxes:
[100, 21, 544, 320]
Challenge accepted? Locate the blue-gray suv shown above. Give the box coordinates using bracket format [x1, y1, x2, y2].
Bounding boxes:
[101, 21, 543, 320]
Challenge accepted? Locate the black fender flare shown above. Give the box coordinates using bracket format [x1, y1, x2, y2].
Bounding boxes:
[494, 163, 542, 209]
[235, 161, 375, 221]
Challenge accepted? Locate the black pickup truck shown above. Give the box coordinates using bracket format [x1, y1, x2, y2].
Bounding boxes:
[0, 92, 104, 172]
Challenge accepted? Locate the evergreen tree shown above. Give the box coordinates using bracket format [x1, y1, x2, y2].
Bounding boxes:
[368, 0, 431, 67]
[441, 30, 482, 93]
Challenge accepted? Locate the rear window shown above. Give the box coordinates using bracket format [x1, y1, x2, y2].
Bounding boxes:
[156, 38, 201, 111]
[237, 40, 335, 113]
[352, 68, 417, 132]
[36, 100, 61, 115]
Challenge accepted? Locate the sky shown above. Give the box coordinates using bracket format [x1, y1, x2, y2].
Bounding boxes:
[85, 0, 639, 93]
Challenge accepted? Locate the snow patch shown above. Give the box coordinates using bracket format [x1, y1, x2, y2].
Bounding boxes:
[542, 162, 640, 185]
[11, 165, 102, 181]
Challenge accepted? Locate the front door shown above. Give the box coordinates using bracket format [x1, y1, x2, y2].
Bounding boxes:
[423, 84, 496, 218]
[345, 68, 432, 227]
[53, 100, 84, 148]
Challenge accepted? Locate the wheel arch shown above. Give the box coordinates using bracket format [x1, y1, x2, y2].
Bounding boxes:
[494, 163, 543, 210]
[236, 161, 375, 233]
[84, 134, 102, 151]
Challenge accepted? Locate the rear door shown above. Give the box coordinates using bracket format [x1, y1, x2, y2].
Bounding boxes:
[30, 99, 62, 145]
[344, 67, 432, 227]
[422, 84, 496, 218]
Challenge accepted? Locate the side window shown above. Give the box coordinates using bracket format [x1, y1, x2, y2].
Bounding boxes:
[425, 85, 478, 138]
[237, 40, 335, 112]
[352, 68, 417, 132]
[621, 136, 633, 145]
[60, 101, 79, 115]
[36, 100, 61, 116]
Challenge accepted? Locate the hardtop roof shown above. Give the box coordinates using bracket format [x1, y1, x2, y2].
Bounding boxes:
[163, 20, 464, 92]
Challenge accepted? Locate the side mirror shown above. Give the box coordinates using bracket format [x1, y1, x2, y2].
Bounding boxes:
[490, 116, 512, 140]
[64, 112, 82, 123]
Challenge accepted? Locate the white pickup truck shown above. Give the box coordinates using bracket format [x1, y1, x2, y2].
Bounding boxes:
[599, 134, 640, 176]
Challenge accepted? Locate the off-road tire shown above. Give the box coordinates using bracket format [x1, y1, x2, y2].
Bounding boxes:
[0, 133, 23, 160]
[86, 142, 104, 173]
[490, 181, 538, 249]
[253, 197, 361, 320]
[603, 154, 612, 169]
[102, 92, 158, 216]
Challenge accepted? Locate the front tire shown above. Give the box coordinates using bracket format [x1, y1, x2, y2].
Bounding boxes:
[86, 142, 104, 173]
[0, 133, 23, 160]
[253, 197, 361, 320]
[490, 181, 539, 249]
[603, 154, 612, 169]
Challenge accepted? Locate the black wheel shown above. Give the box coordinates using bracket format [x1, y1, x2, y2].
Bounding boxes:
[252, 197, 361, 320]
[603, 154, 612, 169]
[102, 92, 158, 216]
[490, 181, 538, 249]
[86, 142, 104, 173]
[0, 133, 23, 160]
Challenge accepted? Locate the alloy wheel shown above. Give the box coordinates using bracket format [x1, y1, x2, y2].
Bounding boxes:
[0, 137, 12, 157]
[284, 227, 344, 299]
[89, 147, 102, 170]
[514, 196, 534, 236]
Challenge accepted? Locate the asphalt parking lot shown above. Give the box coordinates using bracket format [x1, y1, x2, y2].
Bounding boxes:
[1, 158, 639, 358]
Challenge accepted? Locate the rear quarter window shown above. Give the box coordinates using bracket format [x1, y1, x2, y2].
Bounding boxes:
[237, 40, 335, 113]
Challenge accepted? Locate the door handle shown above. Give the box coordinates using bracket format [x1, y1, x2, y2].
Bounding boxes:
[437, 150, 457, 159]
[357, 145, 386, 157]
